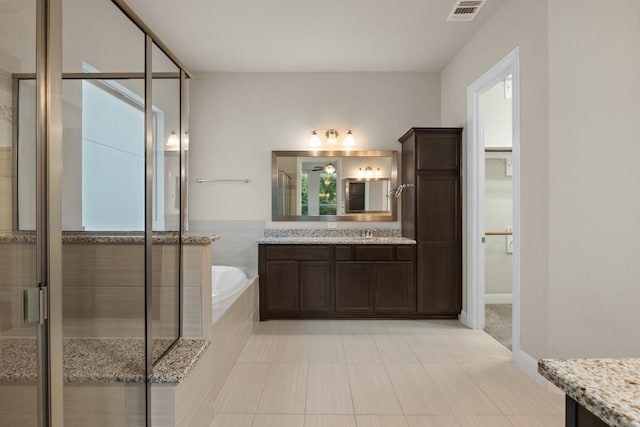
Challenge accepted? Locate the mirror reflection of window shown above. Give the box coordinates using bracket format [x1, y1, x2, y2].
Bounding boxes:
[273, 151, 397, 221]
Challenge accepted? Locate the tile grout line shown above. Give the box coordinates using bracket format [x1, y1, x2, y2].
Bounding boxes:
[340, 335, 357, 420]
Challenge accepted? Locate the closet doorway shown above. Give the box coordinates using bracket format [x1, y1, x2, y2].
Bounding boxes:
[466, 48, 521, 360]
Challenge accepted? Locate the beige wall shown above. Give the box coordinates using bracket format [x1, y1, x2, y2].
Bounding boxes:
[189, 72, 441, 228]
[546, 0, 640, 358]
[441, 0, 550, 359]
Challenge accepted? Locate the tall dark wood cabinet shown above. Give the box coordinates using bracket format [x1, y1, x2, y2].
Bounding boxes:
[399, 128, 462, 317]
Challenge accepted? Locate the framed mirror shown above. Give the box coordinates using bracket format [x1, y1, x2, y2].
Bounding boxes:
[272, 150, 398, 221]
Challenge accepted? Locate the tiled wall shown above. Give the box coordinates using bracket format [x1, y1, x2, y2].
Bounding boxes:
[0, 147, 11, 231]
[151, 278, 259, 427]
[0, 383, 146, 427]
[0, 241, 209, 339]
[189, 220, 264, 277]
[0, 243, 37, 334]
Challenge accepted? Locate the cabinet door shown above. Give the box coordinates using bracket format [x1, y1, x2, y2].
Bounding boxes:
[335, 262, 374, 313]
[299, 261, 331, 312]
[265, 260, 298, 313]
[416, 132, 460, 171]
[416, 174, 461, 315]
[417, 242, 460, 314]
[416, 175, 459, 242]
[374, 262, 415, 313]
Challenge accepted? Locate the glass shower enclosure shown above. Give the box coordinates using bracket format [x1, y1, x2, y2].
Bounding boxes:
[0, 0, 190, 425]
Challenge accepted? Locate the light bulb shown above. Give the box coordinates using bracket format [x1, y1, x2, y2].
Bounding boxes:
[310, 131, 321, 147]
[166, 131, 180, 151]
[375, 168, 382, 177]
[365, 166, 373, 178]
[343, 130, 355, 147]
[327, 130, 338, 145]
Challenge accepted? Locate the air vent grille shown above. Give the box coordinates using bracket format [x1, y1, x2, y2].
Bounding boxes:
[447, 0, 487, 21]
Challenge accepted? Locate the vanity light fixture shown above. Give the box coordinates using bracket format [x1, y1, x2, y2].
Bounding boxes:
[343, 130, 356, 147]
[308, 128, 356, 148]
[326, 130, 338, 146]
[375, 168, 382, 177]
[166, 130, 180, 151]
[310, 130, 322, 148]
[364, 166, 373, 178]
[357, 166, 375, 178]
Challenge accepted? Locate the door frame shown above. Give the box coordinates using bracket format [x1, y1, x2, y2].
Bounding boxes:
[464, 48, 521, 361]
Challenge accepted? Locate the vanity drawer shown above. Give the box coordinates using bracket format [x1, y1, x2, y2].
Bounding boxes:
[355, 246, 394, 261]
[266, 245, 331, 260]
[335, 246, 353, 260]
[396, 246, 415, 260]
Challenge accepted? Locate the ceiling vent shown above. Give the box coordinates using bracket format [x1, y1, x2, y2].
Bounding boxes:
[447, 0, 487, 22]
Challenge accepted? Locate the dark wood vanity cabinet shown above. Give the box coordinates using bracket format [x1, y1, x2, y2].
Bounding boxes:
[399, 128, 462, 317]
[260, 245, 332, 315]
[259, 244, 416, 320]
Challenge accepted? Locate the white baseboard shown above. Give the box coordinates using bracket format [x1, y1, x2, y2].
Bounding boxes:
[458, 310, 471, 328]
[484, 293, 513, 304]
[516, 350, 548, 385]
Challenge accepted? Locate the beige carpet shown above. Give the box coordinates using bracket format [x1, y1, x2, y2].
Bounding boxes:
[484, 304, 512, 350]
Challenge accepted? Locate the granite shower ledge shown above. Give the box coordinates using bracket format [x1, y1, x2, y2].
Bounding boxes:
[0, 233, 220, 245]
[257, 236, 416, 245]
[0, 337, 208, 384]
[538, 358, 640, 427]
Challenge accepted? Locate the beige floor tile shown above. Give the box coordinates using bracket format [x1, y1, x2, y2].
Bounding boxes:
[405, 415, 461, 427]
[455, 415, 513, 426]
[210, 413, 254, 427]
[273, 335, 311, 363]
[422, 363, 500, 415]
[356, 415, 409, 427]
[253, 414, 305, 427]
[257, 363, 308, 414]
[309, 335, 346, 363]
[305, 414, 356, 427]
[384, 364, 451, 415]
[214, 362, 270, 413]
[306, 364, 353, 414]
[343, 335, 383, 364]
[239, 335, 281, 363]
[348, 363, 402, 415]
[463, 332, 512, 357]
[409, 335, 458, 363]
[506, 414, 564, 427]
[458, 358, 563, 415]
[374, 335, 419, 364]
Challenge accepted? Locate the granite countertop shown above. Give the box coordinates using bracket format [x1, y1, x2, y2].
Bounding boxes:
[0, 232, 220, 246]
[257, 236, 416, 245]
[0, 337, 208, 384]
[538, 358, 640, 427]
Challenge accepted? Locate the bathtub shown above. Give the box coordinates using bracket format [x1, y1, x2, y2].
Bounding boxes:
[211, 265, 254, 323]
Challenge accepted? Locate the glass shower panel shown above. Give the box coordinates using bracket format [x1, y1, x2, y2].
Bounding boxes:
[151, 43, 181, 360]
[0, 0, 39, 425]
[61, 0, 146, 425]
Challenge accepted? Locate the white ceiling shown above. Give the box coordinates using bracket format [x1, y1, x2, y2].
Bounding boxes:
[124, 0, 502, 73]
